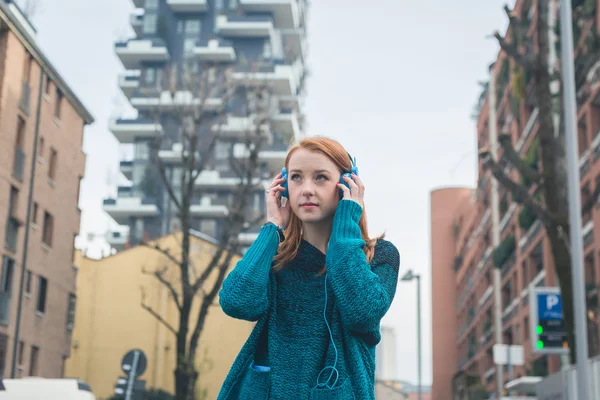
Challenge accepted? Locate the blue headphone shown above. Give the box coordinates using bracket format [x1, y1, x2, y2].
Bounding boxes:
[280, 153, 358, 199]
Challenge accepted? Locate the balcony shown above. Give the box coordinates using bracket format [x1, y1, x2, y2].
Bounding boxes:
[193, 39, 236, 62]
[271, 110, 301, 142]
[118, 70, 140, 98]
[232, 61, 302, 96]
[158, 143, 199, 164]
[212, 115, 270, 139]
[232, 142, 288, 172]
[167, 0, 208, 12]
[106, 230, 129, 250]
[215, 15, 274, 37]
[194, 170, 263, 190]
[190, 197, 229, 218]
[130, 90, 223, 113]
[115, 39, 170, 70]
[12, 147, 25, 181]
[240, 0, 300, 29]
[103, 197, 160, 225]
[130, 12, 143, 36]
[109, 118, 163, 144]
[120, 160, 133, 180]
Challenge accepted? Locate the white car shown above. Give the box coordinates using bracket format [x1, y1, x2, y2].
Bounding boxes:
[0, 377, 96, 400]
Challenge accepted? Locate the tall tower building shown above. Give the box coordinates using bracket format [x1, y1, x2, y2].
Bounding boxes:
[103, 0, 308, 249]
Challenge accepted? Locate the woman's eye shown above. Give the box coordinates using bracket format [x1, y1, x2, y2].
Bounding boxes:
[290, 174, 300, 180]
[316, 175, 327, 181]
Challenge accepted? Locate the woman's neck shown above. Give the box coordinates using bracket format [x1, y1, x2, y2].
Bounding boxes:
[302, 219, 333, 254]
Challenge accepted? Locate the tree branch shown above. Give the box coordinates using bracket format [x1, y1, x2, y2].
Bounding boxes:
[493, 5, 536, 70]
[189, 250, 236, 357]
[142, 242, 182, 266]
[479, 149, 552, 226]
[142, 266, 182, 311]
[140, 286, 177, 336]
[498, 133, 542, 184]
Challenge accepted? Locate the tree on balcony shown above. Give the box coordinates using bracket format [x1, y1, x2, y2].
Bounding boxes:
[478, 0, 600, 363]
[139, 60, 279, 400]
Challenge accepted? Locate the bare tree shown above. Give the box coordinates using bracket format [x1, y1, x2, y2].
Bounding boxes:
[137, 58, 279, 400]
[478, 0, 600, 363]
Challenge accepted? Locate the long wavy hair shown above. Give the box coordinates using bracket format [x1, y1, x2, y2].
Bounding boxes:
[273, 137, 383, 271]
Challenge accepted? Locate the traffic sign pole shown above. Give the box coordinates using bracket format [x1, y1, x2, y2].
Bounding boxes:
[559, 0, 592, 398]
[125, 350, 140, 400]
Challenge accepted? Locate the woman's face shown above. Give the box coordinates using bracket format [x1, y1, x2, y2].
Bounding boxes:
[286, 149, 340, 225]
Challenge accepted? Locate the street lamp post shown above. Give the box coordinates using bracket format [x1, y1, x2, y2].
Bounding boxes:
[401, 270, 421, 400]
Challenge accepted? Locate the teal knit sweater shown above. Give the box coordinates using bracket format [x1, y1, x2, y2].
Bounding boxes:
[217, 200, 400, 399]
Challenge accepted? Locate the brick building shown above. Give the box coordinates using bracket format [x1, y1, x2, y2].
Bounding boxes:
[0, 0, 93, 377]
[431, 0, 600, 398]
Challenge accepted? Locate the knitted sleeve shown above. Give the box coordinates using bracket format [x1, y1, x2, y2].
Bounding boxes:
[219, 223, 279, 321]
[325, 200, 400, 334]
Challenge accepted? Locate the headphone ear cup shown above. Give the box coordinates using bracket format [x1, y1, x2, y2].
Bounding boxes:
[281, 168, 289, 198]
[339, 173, 351, 198]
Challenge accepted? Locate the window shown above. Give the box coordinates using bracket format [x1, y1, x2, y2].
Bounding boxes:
[24, 271, 31, 295]
[200, 219, 217, 237]
[1, 257, 14, 295]
[5, 188, 20, 251]
[183, 38, 195, 56]
[13, 118, 26, 180]
[143, 14, 157, 34]
[32, 202, 38, 225]
[229, 0, 238, 9]
[263, 40, 272, 58]
[185, 20, 201, 34]
[48, 148, 57, 181]
[144, 67, 156, 84]
[145, 0, 158, 9]
[134, 141, 149, 160]
[44, 76, 51, 95]
[66, 293, 76, 330]
[17, 341, 24, 367]
[29, 345, 39, 376]
[36, 276, 47, 314]
[15, 117, 25, 149]
[9, 186, 19, 219]
[38, 137, 44, 158]
[0, 334, 7, 378]
[54, 88, 63, 119]
[42, 211, 54, 247]
[22, 53, 32, 82]
[0, 257, 15, 323]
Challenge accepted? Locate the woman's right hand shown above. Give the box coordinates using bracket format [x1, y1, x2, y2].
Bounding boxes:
[265, 172, 291, 229]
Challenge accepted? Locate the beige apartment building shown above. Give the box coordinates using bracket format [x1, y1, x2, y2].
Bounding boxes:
[431, 0, 600, 398]
[0, 1, 93, 378]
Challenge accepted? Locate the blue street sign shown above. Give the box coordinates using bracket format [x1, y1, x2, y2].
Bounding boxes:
[537, 293, 564, 320]
[530, 287, 568, 355]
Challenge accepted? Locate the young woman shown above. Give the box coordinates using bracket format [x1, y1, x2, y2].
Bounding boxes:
[217, 137, 400, 400]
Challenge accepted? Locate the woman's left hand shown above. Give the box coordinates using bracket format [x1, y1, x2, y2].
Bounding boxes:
[338, 173, 364, 209]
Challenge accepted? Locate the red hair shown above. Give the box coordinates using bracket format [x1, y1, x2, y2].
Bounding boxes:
[273, 136, 382, 271]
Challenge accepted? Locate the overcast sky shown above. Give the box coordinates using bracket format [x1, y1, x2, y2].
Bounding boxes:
[24, 0, 513, 387]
